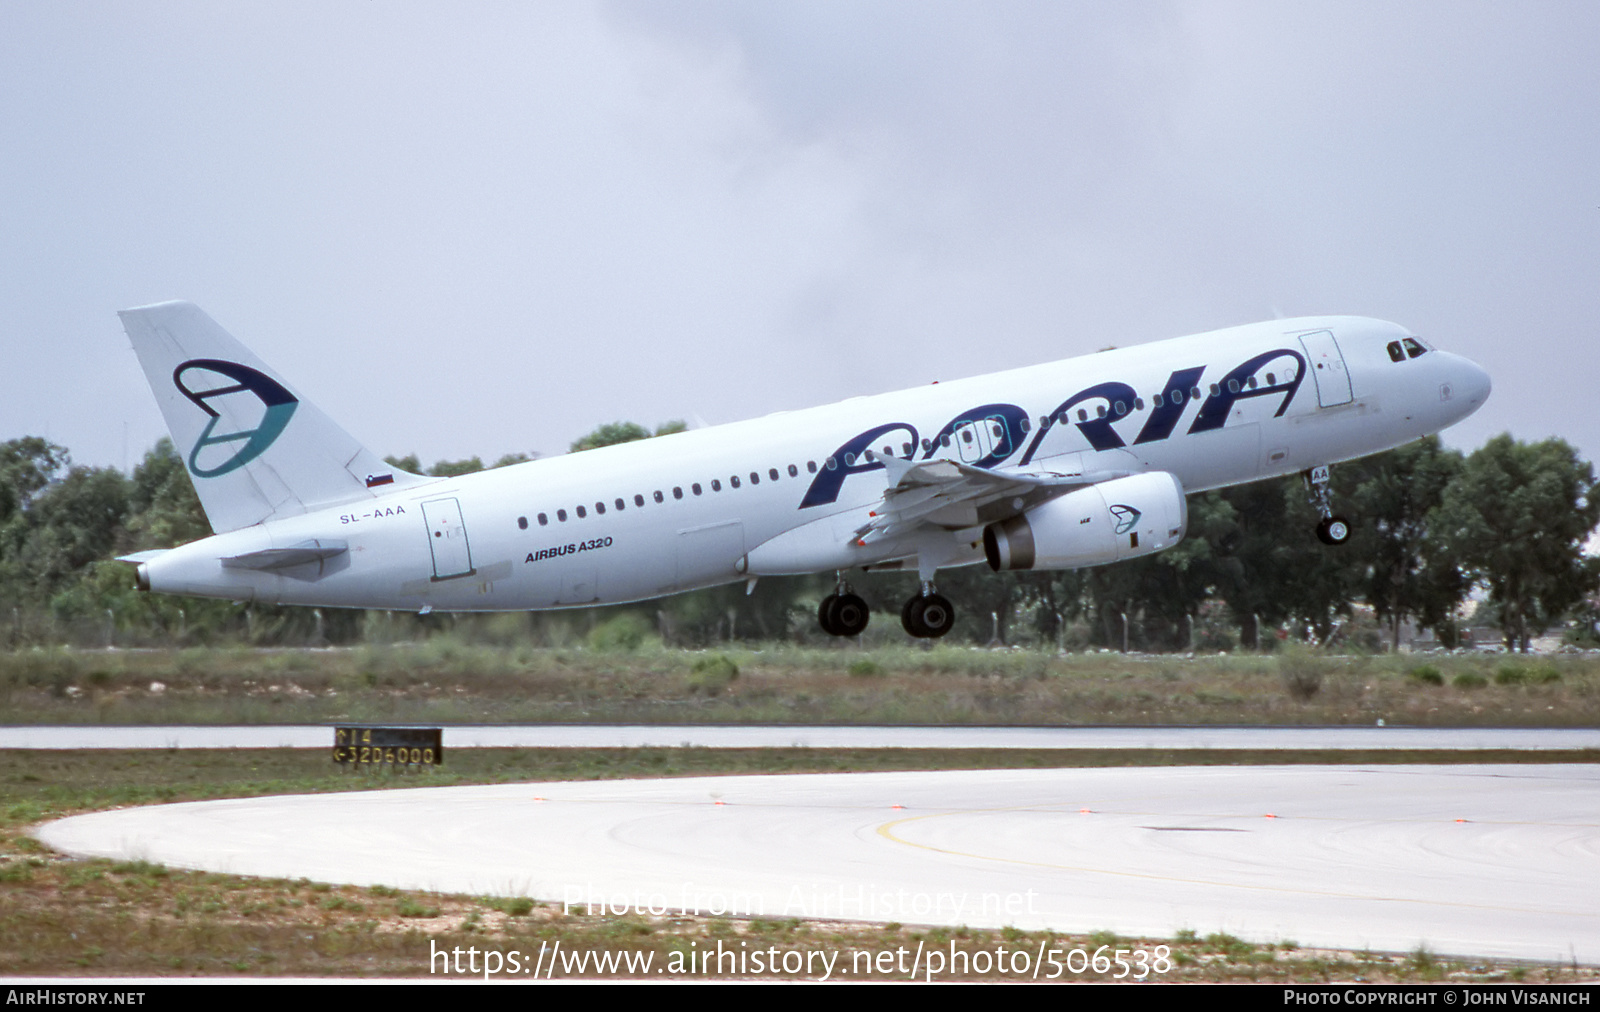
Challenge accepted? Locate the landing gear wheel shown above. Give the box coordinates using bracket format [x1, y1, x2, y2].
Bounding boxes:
[819, 594, 869, 636]
[831, 594, 870, 636]
[818, 595, 842, 636]
[1316, 516, 1352, 546]
[901, 593, 955, 639]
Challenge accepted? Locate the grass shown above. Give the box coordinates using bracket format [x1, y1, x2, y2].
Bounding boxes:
[2, 746, 1598, 980]
[3, 642, 1599, 727]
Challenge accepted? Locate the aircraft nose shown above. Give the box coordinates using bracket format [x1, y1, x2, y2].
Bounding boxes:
[1453, 354, 1492, 408]
[1438, 352, 1491, 423]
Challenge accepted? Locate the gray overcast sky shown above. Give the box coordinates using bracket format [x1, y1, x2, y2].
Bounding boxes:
[2, 2, 1595, 471]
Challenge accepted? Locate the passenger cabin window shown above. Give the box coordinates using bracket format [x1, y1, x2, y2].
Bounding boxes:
[750, 472, 760, 485]
[615, 498, 625, 511]
[595, 502, 605, 515]
[537, 513, 548, 526]
[653, 491, 664, 503]
[673, 487, 683, 499]
[787, 464, 798, 477]
[634, 494, 645, 507]
[692, 483, 702, 495]
[711, 479, 722, 492]
[517, 516, 528, 530]
[807, 461, 818, 473]
[731, 476, 741, 488]
[557, 509, 567, 522]
[576, 505, 586, 518]
[769, 468, 780, 481]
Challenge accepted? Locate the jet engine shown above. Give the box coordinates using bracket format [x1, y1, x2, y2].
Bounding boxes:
[983, 471, 1187, 571]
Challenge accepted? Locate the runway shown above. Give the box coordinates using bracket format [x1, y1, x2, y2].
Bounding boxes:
[6, 723, 1599, 750]
[37, 764, 1600, 962]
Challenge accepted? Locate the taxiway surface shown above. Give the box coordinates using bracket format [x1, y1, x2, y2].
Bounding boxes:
[38, 764, 1599, 962]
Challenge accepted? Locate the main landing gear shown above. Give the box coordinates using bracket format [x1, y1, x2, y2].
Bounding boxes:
[901, 582, 955, 639]
[818, 575, 870, 637]
[817, 574, 959, 639]
[1303, 465, 1353, 546]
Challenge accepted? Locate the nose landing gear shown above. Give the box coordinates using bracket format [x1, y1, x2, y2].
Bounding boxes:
[1304, 465, 1353, 546]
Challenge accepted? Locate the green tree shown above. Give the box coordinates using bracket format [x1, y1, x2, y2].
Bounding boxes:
[426, 457, 484, 477]
[1207, 476, 1355, 647]
[126, 438, 211, 547]
[570, 422, 652, 453]
[569, 420, 687, 454]
[1431, 435, 1600, 651]
[8, 465, 131, 598]
[0, 437, 68, 526]
[492, 452, 536, 468]
[1345, 437, 1466, 650]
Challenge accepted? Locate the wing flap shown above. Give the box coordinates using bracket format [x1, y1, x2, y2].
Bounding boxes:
[853, 456, 1132, 544]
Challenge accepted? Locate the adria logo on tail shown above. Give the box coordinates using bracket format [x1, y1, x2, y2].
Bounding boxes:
[173, 359, 299, 477]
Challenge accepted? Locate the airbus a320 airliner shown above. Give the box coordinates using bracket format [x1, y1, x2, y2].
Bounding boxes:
[118, 302, 1490, 638]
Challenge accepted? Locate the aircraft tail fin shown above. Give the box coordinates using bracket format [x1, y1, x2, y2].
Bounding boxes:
[119, 301, 428, 534]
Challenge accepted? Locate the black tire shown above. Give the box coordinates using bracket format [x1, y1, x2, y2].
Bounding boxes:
[818, 594, 842, 636]
[901, 595, 926, 637]
[1317, 516, 1353, 546]
[832, 593, 870, 636]
[901, 593, 955, 638]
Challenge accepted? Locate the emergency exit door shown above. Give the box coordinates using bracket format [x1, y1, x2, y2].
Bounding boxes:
[422, 497, 475, 580]
[1299, 331, 1354, 408]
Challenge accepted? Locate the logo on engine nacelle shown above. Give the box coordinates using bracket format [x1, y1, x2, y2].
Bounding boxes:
[1109, 504, 1141, 535]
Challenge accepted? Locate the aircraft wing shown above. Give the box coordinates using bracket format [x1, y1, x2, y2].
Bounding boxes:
[852, 455, 1130, 544]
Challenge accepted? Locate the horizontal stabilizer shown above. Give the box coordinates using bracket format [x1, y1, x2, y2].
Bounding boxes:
[221, 539, 349, 571]
[116, 550, 170, 564]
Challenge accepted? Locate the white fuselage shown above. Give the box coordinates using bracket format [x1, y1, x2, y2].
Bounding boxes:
[140, 316, 1491, 611]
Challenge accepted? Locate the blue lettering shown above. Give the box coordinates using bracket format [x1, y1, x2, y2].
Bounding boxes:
[799, 422, 920, 508]
[1133, 367, 1206, 444]
[1020, 381, 1138, 463]
[1188, 349, 1306, 433]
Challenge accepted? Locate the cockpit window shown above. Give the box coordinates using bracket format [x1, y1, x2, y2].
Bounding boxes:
[1402, 337, 1427, 359]
[1387, 341, 1405, 363]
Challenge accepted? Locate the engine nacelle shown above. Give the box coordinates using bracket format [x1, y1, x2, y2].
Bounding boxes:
[983, 471, 1188, 571]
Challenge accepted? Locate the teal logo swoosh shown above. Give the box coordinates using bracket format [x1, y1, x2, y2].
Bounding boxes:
[174, 359, 299, 478]
[1110, 504, 1141, 535]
